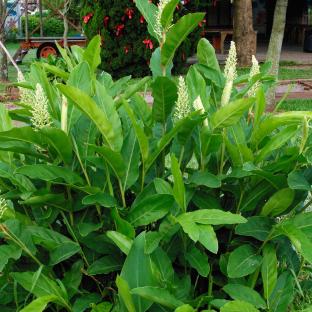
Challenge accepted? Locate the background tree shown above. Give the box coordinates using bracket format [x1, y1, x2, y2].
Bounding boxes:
[266, 0, 289, 105]
[233, 0, 257, 66]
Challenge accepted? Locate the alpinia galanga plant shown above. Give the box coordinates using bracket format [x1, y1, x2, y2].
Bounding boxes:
[0, 0, 311, 311]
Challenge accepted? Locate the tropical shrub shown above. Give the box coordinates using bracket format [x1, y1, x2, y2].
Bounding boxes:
[21, 16, 65, 36]
[1, 0, 312, 311]
[80, 0, 205, 77]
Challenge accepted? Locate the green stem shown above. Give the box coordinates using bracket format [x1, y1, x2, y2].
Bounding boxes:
[219, 129, 226, 175]
[119, 180, 126, 208]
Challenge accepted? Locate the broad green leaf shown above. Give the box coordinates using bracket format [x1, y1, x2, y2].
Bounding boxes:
[260, 188, 295, 217]
[179, 219, 200, 242]
[92, 146, 126, 181]
[178, 209, 246, 225]
[20, 295, 58, 312]
[235, 216, 274, 241]
[144, 231, 162, 254]
[58, 84, 121, 152]
[120, 232, 157, 311]
[220, 300, 259, 312]
[151, 247, 174, 284]
[62, 260, 83, 299]
[127, 194, 174, 227]
[0, 244, 22, 271]
[185, 246, 210, 277]
[171, 154, 185, 211]
[227, 245, 262, 278]
[107, 231, 133, 255]
[223, 284, 266, 309]
[72, 293, 102, 312]
[161, 13, 205, 67]
[198, 224, 218, 254]
[131, 287, 183, 309]
[88, 255, 123, 275]
[94, 81, 123, 151]
[0, 103, 12, 163]
[261, 244, 277, 302]
[161, 0, 179, 30]
[254, 87, 266, 127]
[275, 222, 312, 264]
[122, 99, 149, 163]
[293, 212, 312, 240]
[41, 62, 70, 80]
[197, 38, 220, 71]
[189, 171, 221, 188]
[151, 77, 177, 125]
[211, 98, 254, 130]
[49, 242, 81, 265]
[150, 47, 173, 77]
[154, 178, 173, 195]
[186, 65, 208, 104]
[111, 207, 135, 239]
[195, 64, 225, 88]
[287, 170, 311, 191]
[83, 193, 116, 207]
[175, 305, 196, 312]
[16, 165, 84, 186]
[83, 35, 101, 72]
[90, 302, 112, 312]
[134, 0, 158, 40]
[255, 126, 298, 162]
[269, 271, 294, 312]
[116, 275, 136, 312]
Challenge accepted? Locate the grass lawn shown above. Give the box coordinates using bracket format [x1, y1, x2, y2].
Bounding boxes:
[277, 98, 312, 111]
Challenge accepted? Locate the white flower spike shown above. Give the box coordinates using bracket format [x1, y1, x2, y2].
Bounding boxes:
[193, 96, 208, 126]
[155, 0, 171, 39]
[174, 76, 190, 121]
[31, 83, 51, 130]
[248, 55, 261, 97]
[17, 72, 34, 107]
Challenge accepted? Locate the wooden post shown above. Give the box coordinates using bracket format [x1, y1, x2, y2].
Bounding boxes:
[39, 0, 43, 37]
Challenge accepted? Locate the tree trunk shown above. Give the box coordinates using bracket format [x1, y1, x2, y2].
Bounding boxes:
[63, 0, 71, 49]
[233, 0, 257, 67]
[39, 0, 44, 37]
[0, 0, 8, 81]
[266, 0, 288, 106]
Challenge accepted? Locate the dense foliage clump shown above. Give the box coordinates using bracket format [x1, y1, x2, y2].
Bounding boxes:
[0, 1, 312, 311]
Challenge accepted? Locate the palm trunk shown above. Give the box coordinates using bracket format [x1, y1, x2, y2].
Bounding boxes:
[233, 0, 257, 66]
[266, 0, 288, 106]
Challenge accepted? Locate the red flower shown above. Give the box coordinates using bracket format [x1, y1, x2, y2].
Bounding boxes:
[115, 24, 125, 36]
[104, 16, 110, 27]
[140, 15, 145, 24]
[125, 8, 134, 19]
[83, 13, 93, 24]
[143, 39, 153, 50]
[124, 46, 130, 54]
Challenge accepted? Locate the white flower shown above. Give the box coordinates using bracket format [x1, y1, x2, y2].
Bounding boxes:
[18, 72, 34, 107]
[221, 41, 237, 106]
[193, 96, 208, 126]
[155, 0, 171, 39]
[174, 76, 190, 121]
[0, 198, 7, 220]
[31, 83, 51, 130]
[248, 55, 261, 97]
[224, 41, 237, 81]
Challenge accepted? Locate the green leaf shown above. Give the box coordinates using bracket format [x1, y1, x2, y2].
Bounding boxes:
[131, 287, 183, 309]
[62, 260, 83, 299]
[175, 305, 196, 312]
[120, 232, 157, 311]
[161, 0, 179, 30]
[58, 84, 121, 152]
[83, 193, 116, 207]
[211, 98, 254, 130]
[127, 194, 174, 227]
[111, 207, 135, 239]
[83, 35, 101, 72]
[185, 246, 210, 277]
[189, 171, 221, 188]
[151, 77, 177, 124]
[16, 165, 84, 186]
[107, 231, 133, 255]
[197, 38, 220, 71]
[0, 103, 12, 163]
[186, 66, 208, 104]
[227, 245, 262, 278]
[260, 188, 295, 217]
[0, 244, 22, 271]
[144, 231, 162, 254]
[235, 216, 274, 241]
[195, 64, 225, 88]
[72, 293, 102, 312]
[220, 300, 259, 312]
[261, 243, 277, 302]
[150, 48, 173, 78]
[88, 256, 123, 275]
[269, 272, 294, 312]
[41, 62, 70, 80]
[161, 13, 205, 67]
[20, 295, 58, 312]
[116, 275, 136, 312]
[177, 209, 247, 225]
[171, 154, 185, 211]
[198, 224, 218, 254]
[293, 212, 312, 240]
[287, 170, 311, 191]
[223, 284, 266, 309]
[254, 87, 266, 127]
[49, 242, 81, 265]
[134, 0, 158, 40]
[94, 81, 123, 151]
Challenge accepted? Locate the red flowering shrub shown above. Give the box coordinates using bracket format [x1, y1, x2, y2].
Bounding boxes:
[81, 0, 205, 77]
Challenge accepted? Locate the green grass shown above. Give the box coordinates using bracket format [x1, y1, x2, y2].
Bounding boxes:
[277, 98, 312, 111]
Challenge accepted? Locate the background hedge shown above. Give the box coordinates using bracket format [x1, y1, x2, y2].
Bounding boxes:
[81, 0, 207, 77]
